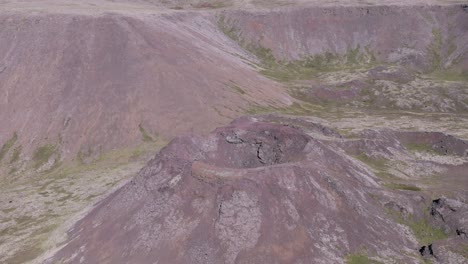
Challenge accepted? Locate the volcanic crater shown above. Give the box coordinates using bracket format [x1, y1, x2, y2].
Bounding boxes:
[1, 1, 468, 264]
[47, 117, 421, 263]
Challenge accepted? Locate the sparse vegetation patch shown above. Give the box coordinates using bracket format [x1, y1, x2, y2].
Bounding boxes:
[355, 152, 388, 172]
[428, 28, 443, 71]
[405, 143, 436, 154]
[9, 145, 22, 164]
[194, 1, 228, 9]
[346, 253, 382, 264]
[33, 144, 57, 169]
[388, 209, 448, 245]
[0, 132, 18, 162]
[225, 82, 246, 95]
[431, 70, 468, 82]
[407, 218, 447, 245]
[217, 16, 377, 83]
[384, 183, 421, 191]
[139, 124, 154, 142]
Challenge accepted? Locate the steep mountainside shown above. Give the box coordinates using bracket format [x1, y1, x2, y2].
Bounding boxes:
[1, 1, 468, 264]
[0, 11, 290, 164]
[220, 5, 468, 72]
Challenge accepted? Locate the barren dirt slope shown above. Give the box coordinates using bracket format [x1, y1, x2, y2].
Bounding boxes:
[0, 9, 290, 164]
[1, 1, 468, 264]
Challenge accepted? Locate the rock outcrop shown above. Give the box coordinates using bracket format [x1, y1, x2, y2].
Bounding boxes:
[47, 117, 425, 263]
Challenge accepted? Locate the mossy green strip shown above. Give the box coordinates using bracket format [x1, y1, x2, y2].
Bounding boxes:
[10, 145, 22, 164]
[33, 144, 57, 169]
[354, 152, 388, 172]
[388, 208, 448, 245]
[407, 219, 447, 245]
[0, 132, 18, 162]
[217, 15, 377, 83]
[405, 143, 437, 154]
[139, 125, 154, 142]
[428, 28, 443, 71]
[384, 183, 421, 191]
[346, 253, 382, 264]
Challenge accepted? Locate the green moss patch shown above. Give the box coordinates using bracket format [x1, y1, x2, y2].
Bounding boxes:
[33, 144, 57, 169]
[407, 219, 448, 245]
[193, 1, 228, 9]
[405, 143, 437, 154]
[431, 70, 468, 82]
[346, 253, 382, 264]
[428, 28, 443, 71]
[384, 183, 421, 191]
[225, 82, 246, 95]
[388, 209, 448, 245]
[139, 125, 154, 142]
[7, 245, 42, 264]
[0, 132, 18, 162]
[217, 16, 376, 83]
[256, 48, 376, 83]
[217, 15, 243, 44]
[8, 167, 17, 175]
[354, 153, 388, 172]
[9, 145, 22, 164]
[247, 101, 323, 116]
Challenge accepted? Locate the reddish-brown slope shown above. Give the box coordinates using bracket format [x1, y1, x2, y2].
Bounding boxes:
[221, 5, 468, 71]
[0, 11, 289, 161]
[2, 4, 467, 164]
[46, 117, 422, 264]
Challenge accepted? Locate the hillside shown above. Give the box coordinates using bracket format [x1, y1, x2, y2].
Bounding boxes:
[0, 1, 467, 263]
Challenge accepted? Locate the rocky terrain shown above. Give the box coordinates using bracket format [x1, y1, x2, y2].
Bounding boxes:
[44, 116, 468, 263]
[0, 0, 467, 263]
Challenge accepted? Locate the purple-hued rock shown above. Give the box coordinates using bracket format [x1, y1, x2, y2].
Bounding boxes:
[47, 117, 422, 263]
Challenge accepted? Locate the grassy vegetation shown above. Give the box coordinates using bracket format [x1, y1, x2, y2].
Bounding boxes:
[225, 82, 246, 95]
[354, 153, 424, 191]
[247, 101, 324, 116]
[336, 128, 358, 139]
[58, 140, 167, 179]
[354, 153, 403, 180]
[9, 145, 22, 164]
[384, 183, 421, 191]
[428, 28, 443, 71]
[193, 1, 228, 9]
[8, 167, 17, 175]
[387, 208, 448, 245]
[217, 15, 377, 83]
[447, 36, 457, 58]
[0, 132, 18, 162]
[346, 253, 382, 264]
[453, 244, 468, 259]
[1, 137, 169, 264]
[346, 45, 361, 65]
[406, 218, 448, 245]
[355, 153, 388, 171]
[33, 144, 57, 169]
[404, 143, 437, 154]
[431, 70, 468, 82]
[218, 15, 243, 44]
[139, 124, 154, 142]
[7, 239, 45, 264]
[364, 45, 377, 63]
[256, 47, 377, 83]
